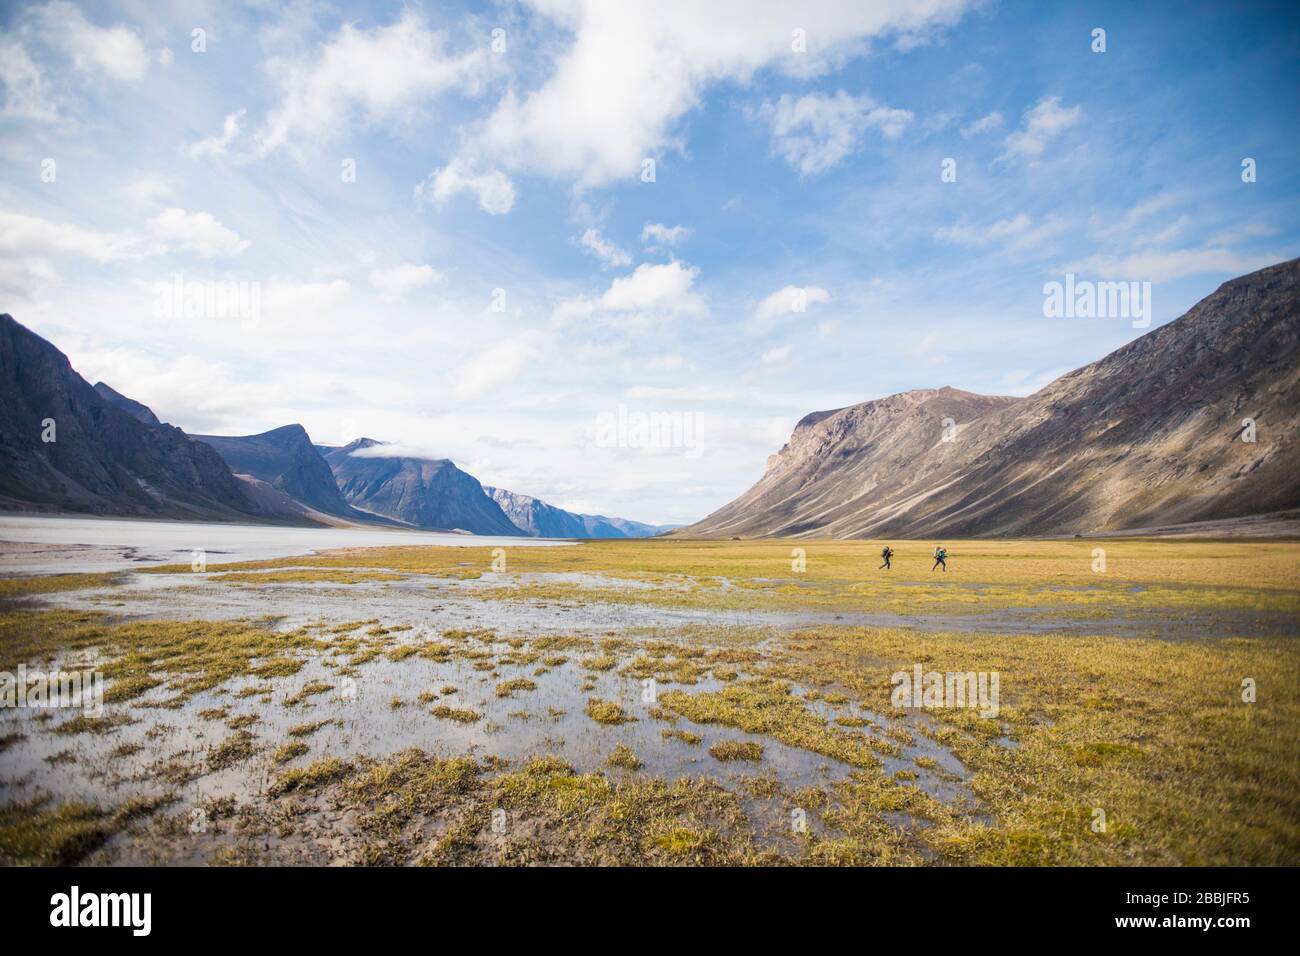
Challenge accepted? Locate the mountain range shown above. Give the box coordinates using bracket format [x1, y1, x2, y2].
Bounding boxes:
[0, 313, 666, 537]
[680, 258, 1300, 538]
[4, 259, 1296, 540]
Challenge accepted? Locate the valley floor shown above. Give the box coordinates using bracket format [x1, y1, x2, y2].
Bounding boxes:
[0, 537, 1296, 866]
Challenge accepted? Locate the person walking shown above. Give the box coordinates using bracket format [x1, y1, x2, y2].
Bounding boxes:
[879, 545, 893, 570]
[931, 545, 947, 572]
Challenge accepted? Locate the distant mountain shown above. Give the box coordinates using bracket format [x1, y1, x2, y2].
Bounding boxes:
[320, 438, 521, 535]
[195, 425, 360, 519]
[0, 314, 258, 520]
[93, 382, 161, 426]
[680, 259, 1300, 538]
[485, 486, 674, 538]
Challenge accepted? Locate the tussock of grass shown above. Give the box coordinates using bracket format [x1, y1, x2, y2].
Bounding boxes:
[585, 698, 636, 725]
[269, 757, 351, 795]
[0, 798, 108, 865]
[607, 745, 643, 770]
[709, 740, 763, 762]
[495, 677, 537, 697]
[430, 705, 481, 723]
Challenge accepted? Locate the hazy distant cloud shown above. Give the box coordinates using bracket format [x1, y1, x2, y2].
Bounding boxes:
[1062, 248, 1280, 283]
[256, 9, 488, 155]
[147, 208, 249, 258]
[761, 343, 792, 364]
[0, 210, 134, 301]
[456, 334, 538, 399]
[368, 263, 442, 303]
[935, 213, 1066, 251]
[578, 228, 631, 268]
[417, 160, 515, 215]
[754, 284, 830, 331]
[760, 90, 912, 175]
[1000, 96, 1080, 161]
[185, 109, 246, 161]
[641, 223, 691, 247]
[960, 110, 1002, 137]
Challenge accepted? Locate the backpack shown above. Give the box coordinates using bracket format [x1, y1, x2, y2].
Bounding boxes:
[881, 547, 890, 557]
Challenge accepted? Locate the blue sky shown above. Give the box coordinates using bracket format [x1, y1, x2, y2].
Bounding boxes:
[1, 0, 1297, 525]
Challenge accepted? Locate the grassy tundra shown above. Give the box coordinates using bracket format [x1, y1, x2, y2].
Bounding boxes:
[0, 538, 1296, 866]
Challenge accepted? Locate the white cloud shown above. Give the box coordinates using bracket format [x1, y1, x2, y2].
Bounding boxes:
[185, 109, 246, 161]
[600, 261, 704, 314]
[147, 208, 249, 259]
[257, 9, 488, 155]
[641, 223, 691, 247]
[960, 111, 1002, 137]
[417, 160, 516, 215]
[0, 39, 58, 121]
[934, 213, 1066, 251]
[553, 260, 706, 326]
[578, 228, 632, 268]
[754, 284, 830, 331]
[368, 263, 442, 302]
[456, 335, 538, 400]
[0, 211, 136, 262]
[1000, 96, 1081, 161]
[760, 90, 912, 175]
[761, 344, 792, 364]
[449, 0, 972, 194]
[29, 1, 150, 82]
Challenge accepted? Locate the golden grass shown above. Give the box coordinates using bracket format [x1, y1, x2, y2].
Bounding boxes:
[136, 537, 1300, 618]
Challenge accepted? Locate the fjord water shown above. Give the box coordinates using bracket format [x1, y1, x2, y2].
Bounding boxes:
[0, 514, 569, 574]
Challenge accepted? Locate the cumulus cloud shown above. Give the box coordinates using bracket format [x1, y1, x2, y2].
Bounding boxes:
[446, 0, 972, 197]
[417, 160, 516, 215]
[578, 228, 631, 268]
[753, 284, 830, 332]
[760, 90, 913, 175]
[1000, 96, 1081, 161]
[257, 10, 488, 155]
[553, 260, 706, 326]
[368, 263, 442, 302]
[147, 208, 249, 258]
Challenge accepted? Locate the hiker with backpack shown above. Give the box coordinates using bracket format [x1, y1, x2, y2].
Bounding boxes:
[879, 545, 894, 570]
[931, 545, 948, 572]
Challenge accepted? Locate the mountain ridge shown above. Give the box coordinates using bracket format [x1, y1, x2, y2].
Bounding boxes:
[680, 259, 1300, 538]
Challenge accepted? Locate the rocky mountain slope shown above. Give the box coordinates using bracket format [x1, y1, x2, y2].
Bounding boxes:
[0, 314, 259, 520]
[682, 258, 1300, 538]
[93, 381, 161, 426]
[320, 439, 521, 535]
[195, 425, 360, 520]
[485, 486, 673, 538]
